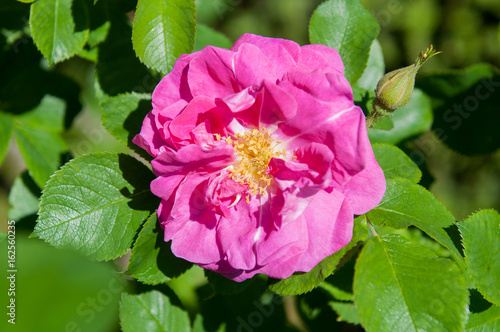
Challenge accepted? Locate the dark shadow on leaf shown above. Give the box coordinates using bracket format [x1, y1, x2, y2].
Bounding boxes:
[153, 224, 193, 279]
[118, 154, 159, 213]
[444, 223, 465, 257]
[353, 87, 375, 117]
[324, 253, 357, 295]
[96, 5, 152, 96]
[299, 290, 362, 331]
[131, 281, 186, 311]
[196, 276, 291, 332]
[72, 0, 90, 34]
[123, 99, 155, 161]
[399, 145, 435, 189]
[20, 171, 42, 198]
[8, 172, 42, 232]
[469, 289, 493, 314]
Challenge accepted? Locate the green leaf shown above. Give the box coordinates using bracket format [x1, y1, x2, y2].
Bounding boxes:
[76, 47, 98, 62]
[30, 0, 89, 64]
[7, 171, 41, 221]
[466, 305, 500, 331]
[458, 209, 500, 305]
[371, 116, 394, 130]
[309, 0, 380, 84]
[0, 236, 125, 332]
[329, 301, 360, 325]
[14, 95, 67, 188]
[354, 234, 469, 332]
[319, 282, 353, 301]
[367, 178, 463, 263]
[120, 290, 191, 332]
[126, 213, 192, 284]
[372, 143, 422, 183]
[87, 21, 110, 48]
[35, 152, 158, 261]
[0, 111, 14, 165]
[101, 92, 152, 158]
[352, 86, 375, 116]
[356, 39, 385, 91]
[268, 216, 368, 296]
[368, 88, 433, 144]
[194, 23, 232, 52]
[417, 63, 500, 155]
[132, 0, 196, 75]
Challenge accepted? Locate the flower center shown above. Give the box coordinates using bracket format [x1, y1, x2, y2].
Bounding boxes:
[219, 128, 286, 196]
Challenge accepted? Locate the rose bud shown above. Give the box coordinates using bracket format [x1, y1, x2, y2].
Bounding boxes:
[368, 45, 441, 127]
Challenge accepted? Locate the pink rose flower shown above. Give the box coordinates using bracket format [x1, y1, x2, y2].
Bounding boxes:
[133, 33, 386, 282]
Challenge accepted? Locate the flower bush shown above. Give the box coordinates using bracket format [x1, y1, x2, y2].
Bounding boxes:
[8, 0, 499, 330]
[133, 34, 386, 281]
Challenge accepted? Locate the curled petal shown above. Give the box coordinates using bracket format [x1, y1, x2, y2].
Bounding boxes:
[151, 143, 235, 177]
[188, 46, 238, 98]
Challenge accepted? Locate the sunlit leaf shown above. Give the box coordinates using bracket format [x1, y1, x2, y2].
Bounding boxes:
[120, 290, 191, 332]
[132, 0, 196, 75]
[458, 209, 500, 305]
[96, 8, 152, 96]
[14, 95, 67, 188]
[372, 143, 422, 183]
[367, 178, 464, 268]
[354, 234, 469, 332]
[7, 171, 41, 221]
[356, 39, 385, 91]
[30, 0, 89, 63]
[368, 89, 433, 144]
[466, 305, 500, 331]
[35, 153, 158, 261]
[309, 0, 379, 83]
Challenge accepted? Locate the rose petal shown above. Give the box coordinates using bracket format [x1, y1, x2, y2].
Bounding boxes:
[132, 112, 166, 158]
[232, 33, 300, 78]
[298, 44, 344, 74]
[152, 53, 196, 111]
[294, 190, 353, 272]
[341, 152, 386, 215]
[188, 46, 238, 98]
[151, 143, 235, 177]
[165, 174, 221, 264]
[216, 199, 259, 270]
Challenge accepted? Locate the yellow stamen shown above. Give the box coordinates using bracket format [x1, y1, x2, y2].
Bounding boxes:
[225, 128, 286, 197]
